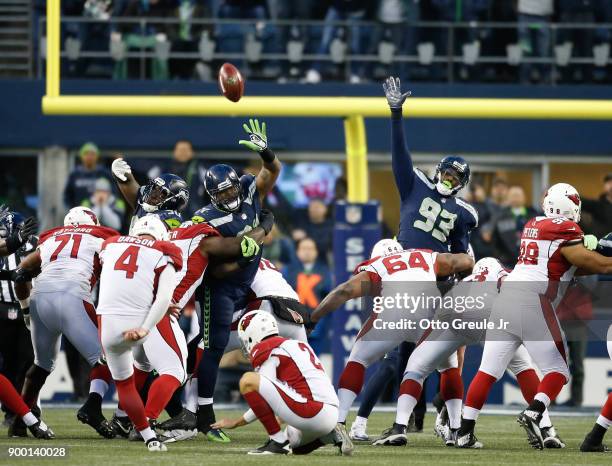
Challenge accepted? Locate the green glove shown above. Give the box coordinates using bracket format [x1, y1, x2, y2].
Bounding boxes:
[583, 234, 598, 251]
[240, 236, 260, 258]
[239, 118, 268, 153]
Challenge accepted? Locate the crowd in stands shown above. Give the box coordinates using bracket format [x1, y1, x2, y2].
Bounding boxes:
[34, 0, 612, 83]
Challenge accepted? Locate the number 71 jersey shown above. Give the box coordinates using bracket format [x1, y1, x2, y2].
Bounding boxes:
[97, 236, 183, 317]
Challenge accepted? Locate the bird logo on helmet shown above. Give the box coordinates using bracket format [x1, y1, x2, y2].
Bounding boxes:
[141, 174, 189, 213]
[542, 183, 582, 223]
[204, 164, 243, 212]
[434, 156, 471, 196]
[129, 215, 169, 241]
[237, 311, 279, 354]
[370, 238, 403, 259]
[64, 207, 99, 227]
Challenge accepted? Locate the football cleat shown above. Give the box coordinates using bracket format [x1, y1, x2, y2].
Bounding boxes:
[456, 430, 483, 449]
[28, 420, 55, 440]
[146, 438, 168, 452]
[444, 427, 458, 447]
[206, 428, 231, 443]
[434, 406, 449, 438]
[158, 408, 196, 431]
[580, 433, 610, 453]
[349, 421, 369, 441]
[77, 402, 115, 439]
[372, 423, 408, 446]
[517, 409, 544, 450]
[247, 439, 292, 455]
[110, 414, 132, 438]
[8, 417, 27, 438]
[542, 426, 565, 449]
[407, 413, 423, 433]
[333, 423, 354, 456]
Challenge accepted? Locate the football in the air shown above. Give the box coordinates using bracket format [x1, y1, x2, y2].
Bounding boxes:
[218, 62, 244, 102]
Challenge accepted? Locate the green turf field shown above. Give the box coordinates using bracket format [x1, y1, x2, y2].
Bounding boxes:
[0, 408, 608, 465]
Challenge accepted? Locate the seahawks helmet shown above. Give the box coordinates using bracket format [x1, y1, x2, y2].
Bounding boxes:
[433, 156, 471, 196]
[141, 173, 189, 213]
[204, 164, 242, 212]
[0, 206, 25, 239]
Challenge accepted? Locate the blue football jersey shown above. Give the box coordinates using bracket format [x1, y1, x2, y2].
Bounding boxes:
[130, 186, 182, 228]
[193, 174, 262, 286]
[391, 113, 478, 253]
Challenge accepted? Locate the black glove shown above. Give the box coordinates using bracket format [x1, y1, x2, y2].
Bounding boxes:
[258, 209, 275, 235]
[5, 216, 37, 254]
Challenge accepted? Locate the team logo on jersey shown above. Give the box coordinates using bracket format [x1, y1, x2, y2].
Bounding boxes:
[346, 206, 362, 224]
[191, 215, 205, 224]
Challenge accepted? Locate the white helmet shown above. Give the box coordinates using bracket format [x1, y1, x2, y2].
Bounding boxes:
[238, 311, 279, 354]
[370, 238, 403, 259]
[542, 183, 581, 223]
[64, 206, 99, 227]
[472, 257, 504, 278]
[129, 215, 169, 241]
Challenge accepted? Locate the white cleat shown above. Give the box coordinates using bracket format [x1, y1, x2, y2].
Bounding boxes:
[334, 423, 354, 456]
[146, 438, 168, 452]
[158, 428, 198, 443]
[349, 422, 369, 441]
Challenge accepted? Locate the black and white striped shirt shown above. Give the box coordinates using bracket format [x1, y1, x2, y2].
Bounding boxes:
[0, 239, 36, 320]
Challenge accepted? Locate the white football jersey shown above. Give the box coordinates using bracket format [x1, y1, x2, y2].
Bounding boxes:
[250, 258, 299, 301]
[356, 249, 439, 287]
[168, 222, 219, 309]
[250, 336, 338, 407]
[34, 225, 118, 300]
[505, 216, 583, 295]
[97, 236, 182, 316]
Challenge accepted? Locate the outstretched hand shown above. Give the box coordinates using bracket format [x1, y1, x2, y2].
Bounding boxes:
[239, 118, 268, 153]
[383, 76, 411, 110]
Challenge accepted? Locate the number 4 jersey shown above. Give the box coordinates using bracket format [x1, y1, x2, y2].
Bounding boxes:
[97, 236, 182, 317]
[34, 225, 119, 302]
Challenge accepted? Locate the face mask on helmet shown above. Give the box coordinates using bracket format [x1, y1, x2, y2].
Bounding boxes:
[211, 184, 242, 212]
[141, 182, 171, 213]
[435, 168, 463, 196]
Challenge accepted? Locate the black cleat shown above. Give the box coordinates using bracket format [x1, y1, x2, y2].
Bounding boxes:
[372, 423, 408, 446]
[28, 420, 55, 440]
[580, 433, 610, 453]
[158, 408, 196, 431]
[542, 426, 565, 449]
[407, 413, 423, 433]
[247, 438, 291, 455]
[110, 414, 132, 438]
[77, 398, 115, 439]
[8, 417, 28, 438]
[456, 429, 483, 449]
[517, 409, 544, 450]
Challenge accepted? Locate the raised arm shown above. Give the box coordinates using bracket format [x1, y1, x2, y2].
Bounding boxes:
[435, 253, 474, 277]
[111, 157, 140, 210]
[238, 119, 281, 201]
[311, 271, 373, 323]
[383, 77, 414, 200]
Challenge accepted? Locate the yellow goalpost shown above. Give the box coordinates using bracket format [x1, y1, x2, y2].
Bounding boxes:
[42, 0, 612, 202]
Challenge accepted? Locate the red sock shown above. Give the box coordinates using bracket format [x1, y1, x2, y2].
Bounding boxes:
[115, 376, 148, 431]
[601, 393, 612, 420]
[243, 391, 280, 435]
[440, 368, 464, 401]
[399, 378, 422, 399]
[89, 364, 113, 385]
[144, 375, 181, 420]
[338, 361, 365, 395]
[133, 368, 149, 393]
[537, 372, 566, 403]
[0, 374, 29, 418]
[465, 371, 497, 410]
[192, 347, 204, 378]
[516, 369, 539, 404]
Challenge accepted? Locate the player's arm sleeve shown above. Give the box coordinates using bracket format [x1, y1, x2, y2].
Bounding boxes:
[140, 266, 176, 332]
[391, 109, 415, 200]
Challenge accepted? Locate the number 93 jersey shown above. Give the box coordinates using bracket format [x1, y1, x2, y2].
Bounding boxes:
[398, 170, 478, 253]
[97, 236, 183, 317]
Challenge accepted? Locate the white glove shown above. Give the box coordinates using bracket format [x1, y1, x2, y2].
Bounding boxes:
[112, 158, 132, 182]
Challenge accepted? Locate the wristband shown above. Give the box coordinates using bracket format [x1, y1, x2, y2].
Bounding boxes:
[259, 148, 276, 164]
[243, 409, 257, 424]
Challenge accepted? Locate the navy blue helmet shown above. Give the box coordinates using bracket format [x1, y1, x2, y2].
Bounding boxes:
[597, 232, 612, 257]
[433, 156, 471, 196]
[141, 173, 189, 213]
[0, 207, 25, 239]
[204, 164, 242, 212]
[155, 209, 183, 230]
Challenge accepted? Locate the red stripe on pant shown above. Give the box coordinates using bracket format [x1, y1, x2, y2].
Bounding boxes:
[0, 373, 29, 418]
[539, 295, 567, 364]
[244, 391, 281, 435]
[115, 375, 148, 432]
[601, 392, 612, 421]
[338, 361, 365, 395]
[399, 379, 422, 399]
[83, 300, 97, 326]
[272, 383, 324, 418]
[440, 368, 463, 401]
[516, 369, 540, 403]
[465, 371, 497, 411]
[156, 315, 184, 372]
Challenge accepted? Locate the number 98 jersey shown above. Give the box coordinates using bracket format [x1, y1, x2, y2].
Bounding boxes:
[398, 170, 478, 253]
[97, 236, 182, 317]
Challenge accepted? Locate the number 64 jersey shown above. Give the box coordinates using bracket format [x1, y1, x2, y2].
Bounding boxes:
[97, 236, 183, 317]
